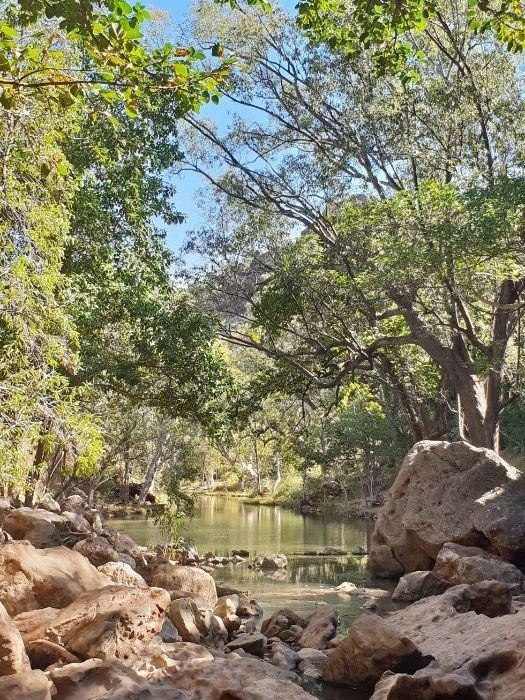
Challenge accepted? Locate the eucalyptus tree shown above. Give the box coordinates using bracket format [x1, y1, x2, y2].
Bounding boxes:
[182, 1, 525, 451]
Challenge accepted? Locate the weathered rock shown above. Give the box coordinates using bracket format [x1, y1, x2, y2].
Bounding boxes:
[392, 571, 449, 602]
[0, 600, 30, 675]
[0, 669, 51, 700]
[261, 609, 308, 638]
[2, 507, 70, 548]
[334, 581, 358, 594]
[107, 531, 139, 557]
[214, 594, 239, 619]
[232, 549, 249, 557]
[255, 553, 288, 569]
[319, 546, 346, 555]
[210, 614, 228, 642]
[59, 494, 85, 513]
[170, 651, 315, 699]
[322, 613, 432, 687]
[168, 598, 202, 643]
[36, 493, 61, 513]
[369, 441, 525, 578]
[226, 631, 267, 656]
[18, 585, 170, 659]
[26, 639, 79, 668]
[73, 536, 121, 567]
[433, 542, 524, 592]
[298, 605, 337, 650]
[270, 640, 298, 670]
[150, 563, 217, 606]
[238, 594, 262, 617]
[62, 510, 91, 534]
[97, 561, 147, 588]
[0, 541, 110, 616]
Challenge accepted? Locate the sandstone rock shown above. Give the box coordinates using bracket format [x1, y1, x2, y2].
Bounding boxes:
[73, 536, 120, 567]
[36, 494, 61, 513]
[392, 571, 449, 602]
[322, 614, 431, 687]
[59, 494, 85, 513]
[0, 669, 51, 700]
[150, 563, 217, 606]
[0, 600, 30, 675]
[255, 553, 288, 570]
[0, 541, 110, 616]
[108, 531, 139, 557]
[226, 631, 266, 656]
[298, 605, 337, 649]
[169, 651, 315, 699]
[97, 561, 147, 588]
[261, 609, 308, 638]
[19, 585, 170, 659]
[168, 598, 202, 643]
[237, 594, 262, 617]
[433, 542, 524, 592]
[62, 510, 91, 534]
[3, 507, 70, 548]
[210, 614, 228, 642]
[214, 594, 239, 619]
[26, 639, 79, 668]
[369, 441, 525, 578]
[270, 640, 298, 670]
[319, 546, 346, 555]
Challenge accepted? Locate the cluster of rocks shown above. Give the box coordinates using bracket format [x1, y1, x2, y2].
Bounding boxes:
[0, 495, 318, 700]
[317, 440, 525, 699]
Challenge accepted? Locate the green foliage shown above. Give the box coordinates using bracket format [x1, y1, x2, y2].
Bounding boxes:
[297, 0, 525, 81]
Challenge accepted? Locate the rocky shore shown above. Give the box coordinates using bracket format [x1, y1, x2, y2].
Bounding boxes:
[1, 439, 525, 700]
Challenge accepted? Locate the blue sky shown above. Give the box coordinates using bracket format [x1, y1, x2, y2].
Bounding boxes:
[149, 0, 293, 256]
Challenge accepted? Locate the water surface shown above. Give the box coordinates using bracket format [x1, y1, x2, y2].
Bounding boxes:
[113, 496, 391, 700]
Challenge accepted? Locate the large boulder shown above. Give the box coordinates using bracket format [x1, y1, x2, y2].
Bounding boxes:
[433, 542, 524, 592]
[47, 647, 317, 700]
[2, 507, 71, 548]
[0, 601, 30, 675]
[150, 564, 217, 606]
[16, 585, 170, 660]
[255, 553, 288, 570]
[0, 541, 111, 616]
[369, 441, 525, 577]
[97, 562, 147, 588]
[73, 536, 121, 568]
[298, 605, 338, 650]
[0, 669, 51, 700]
[392, 571, 449, 602]
[322, 613, 432, 686]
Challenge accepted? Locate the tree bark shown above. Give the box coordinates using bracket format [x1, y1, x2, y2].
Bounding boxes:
[138, 430, 168, 505]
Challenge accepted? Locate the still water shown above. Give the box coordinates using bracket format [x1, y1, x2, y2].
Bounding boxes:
[112, 496, 389, 700]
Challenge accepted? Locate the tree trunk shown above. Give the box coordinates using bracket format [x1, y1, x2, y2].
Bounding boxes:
[138, 431, 168, 505]
[120, 448, 131, 504]
[273, 452, 282, 493]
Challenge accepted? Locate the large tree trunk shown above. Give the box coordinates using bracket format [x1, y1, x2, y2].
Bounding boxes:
[138, 430, 168, 505]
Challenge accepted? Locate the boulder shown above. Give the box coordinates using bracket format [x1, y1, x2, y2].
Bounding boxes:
[322, 614, 432, 686]
[261, 609, 308, 638]
[232, 549, 250, 557]
[369, 440, 525, 578]
[36, 494, 61, 513]
[150, 563, 217, 606]
[97, 562, 147, 588]
[168, 598, 202, 643]
[62, 510, 91, 534]
[433, 542, 524, 592]
[255, 553, 288, 570]
[298, 605, 338, 649]
[26, 639, 79, 668]
[0, 541, 111, 616]
[107, 531, 139, 557]
[226, 631, 267, 656]
[319, 546, 346, 555]
[73, 536, 121, 567]
[270, 640, 298, 670]
[0, 601, 30, 675]
[238, 594, 262, 617]
[392, 571, 449, 602]
[59, 494, 85, 513]
[2, 507, 70, 548]
[214, 594, 239, 619]
[17, 585, 170, 659]
[0, 669, 51, 700]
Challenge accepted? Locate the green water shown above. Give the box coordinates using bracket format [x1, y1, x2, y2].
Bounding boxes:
[113, 496, 391, 700]
[112, 496, 393, 628]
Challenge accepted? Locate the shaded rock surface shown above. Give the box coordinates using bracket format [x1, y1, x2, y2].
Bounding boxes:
[369, 440, 525, 578]
[0, 541, 110, 616]
[150, 563, 217, 606]
[298, 605, 338, 649]
[0, 669, 51, 700]
[2, 508, 70, 548]
[0, 600, 30, 675]
[433, 542, 524, 591]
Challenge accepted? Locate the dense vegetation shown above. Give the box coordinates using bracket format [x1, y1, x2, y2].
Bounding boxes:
[1, 0, 524, 518]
